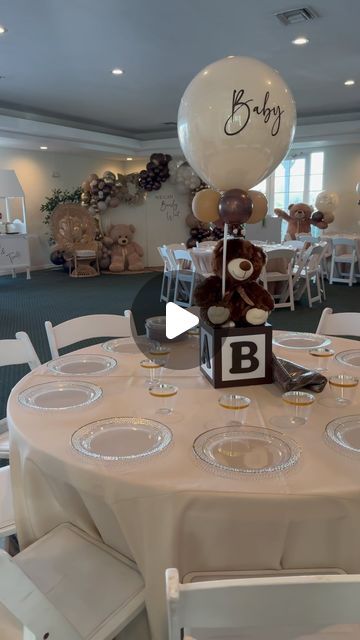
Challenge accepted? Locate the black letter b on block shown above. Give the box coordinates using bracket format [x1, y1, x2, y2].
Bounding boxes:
[229, 341, 258, 374]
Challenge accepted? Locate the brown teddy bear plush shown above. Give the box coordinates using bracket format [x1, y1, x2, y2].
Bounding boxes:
[102, 223, 144, 272]
[274, 202, 328, 240]
[194, 238, 274, 326]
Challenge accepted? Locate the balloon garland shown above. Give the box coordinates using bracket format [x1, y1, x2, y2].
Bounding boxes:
[81, 153, 173, 214]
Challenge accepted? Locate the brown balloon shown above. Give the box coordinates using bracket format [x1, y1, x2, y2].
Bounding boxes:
[246, 190, 268, 224]
[218, 189, 252, 224]
[192, 188, 220, 223]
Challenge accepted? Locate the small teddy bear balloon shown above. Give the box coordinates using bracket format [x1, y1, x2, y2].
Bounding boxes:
[194, 238, 274, 326]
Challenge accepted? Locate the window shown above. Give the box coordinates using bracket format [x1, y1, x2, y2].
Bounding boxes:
[254, 151, 324, 238]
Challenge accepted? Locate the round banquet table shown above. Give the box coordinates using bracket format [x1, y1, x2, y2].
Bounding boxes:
[7, 333, 360, 640]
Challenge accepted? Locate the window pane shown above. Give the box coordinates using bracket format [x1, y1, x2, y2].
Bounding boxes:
[290, 158, 305, 176]
[253, 179, 266, 193]
[288, 192, 303, 204]
[274, 193, 286, 209]
[275, 176, 285, 192]
[310, 152, 324, 175]
[275, 163, 285, 178]
[309, 174, 323, 192]
[289, 175, 305, 192]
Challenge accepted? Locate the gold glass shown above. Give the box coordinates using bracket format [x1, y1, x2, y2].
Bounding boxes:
[309, 347, 335, 372]
[140, 358, 166, 387]
[329, 374, 359, 406]
[218, 394, 251, 426]
[149, 383, 178, 415]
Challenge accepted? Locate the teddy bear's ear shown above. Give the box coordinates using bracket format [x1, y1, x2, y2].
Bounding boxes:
[288, 204, 294, 210]
[129, 224, 136, 233]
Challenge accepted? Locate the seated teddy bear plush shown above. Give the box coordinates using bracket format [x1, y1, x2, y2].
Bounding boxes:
[194, 238, 274, 326]
[102, 223, 144, 272]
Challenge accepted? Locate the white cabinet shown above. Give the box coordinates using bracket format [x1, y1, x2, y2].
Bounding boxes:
[0, 234, 31, 279]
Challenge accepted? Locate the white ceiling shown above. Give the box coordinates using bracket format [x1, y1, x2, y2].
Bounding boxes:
[0, 0, 359, 139]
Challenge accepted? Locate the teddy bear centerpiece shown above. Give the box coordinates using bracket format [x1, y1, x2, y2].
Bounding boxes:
[195, 238, 274, 327]
[100, 223, 144, 272]
[177, 55, 297, 387]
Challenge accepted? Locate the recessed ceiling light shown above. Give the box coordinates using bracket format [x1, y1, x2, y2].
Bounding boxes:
[112, 68, 124, 76]
[292, 37, 309, 45]
[0, 25, 7, 35]
[344, 79, 355, 86]
[40, 146, 48, 150]
[126, 157, 133, 161]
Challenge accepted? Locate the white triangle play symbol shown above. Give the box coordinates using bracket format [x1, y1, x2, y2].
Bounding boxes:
[166, 302, 199, 340]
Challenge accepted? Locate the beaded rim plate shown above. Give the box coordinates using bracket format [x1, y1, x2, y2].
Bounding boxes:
[71, 417, 172, 460]
[335, 350, 360, 369]
[193, 426, 301, 475]
[18, 381, 102, 410]
[272, 332, 331, 350]
[47, 354, 117, 375]
[325, 415, 360, 453]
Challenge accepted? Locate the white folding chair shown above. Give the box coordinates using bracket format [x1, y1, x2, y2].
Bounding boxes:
[172, 249, 196, 308]
[157, 246, 174, 303]
[166, 567, 360, 640]
[0, 523, 145, 640]
[190, 248, 215, 278]
[316, 307, 360, 337]
[292, 242, 327, 307]
[45, 312, 132, 359]
[0, 468, 15, 539]
[330, 238, 359, 286]
[196, 241, 217, 248]
[260, 248, 296, 311]
[296, 234, 319, 244]
[282, 240, 305, 252]
[0, 332, 40, 460]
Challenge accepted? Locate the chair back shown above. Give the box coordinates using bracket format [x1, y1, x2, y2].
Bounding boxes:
[190, 249, 214, 276]
[45, 312, 132, 359]
[0, 550, 81, 640]
[316, 307, 360, 337]
[0, 332, 40, 370]
[332, 238, 357, 248]
[265, 248, 295, 274]
[172, 249, 195, 272]
[166, 568, 360, 640]
[157, 246, 173, 272]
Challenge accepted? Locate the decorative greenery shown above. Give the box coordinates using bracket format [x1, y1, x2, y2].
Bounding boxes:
[41, 187, 82, 244]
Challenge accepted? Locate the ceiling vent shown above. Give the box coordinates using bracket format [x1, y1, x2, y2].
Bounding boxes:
[274, 7, 319, 25]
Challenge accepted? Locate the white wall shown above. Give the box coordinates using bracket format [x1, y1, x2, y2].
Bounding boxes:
[0, 148, 130, 266]
[323, 144, 360, 232]
[0, 148, 190, 268]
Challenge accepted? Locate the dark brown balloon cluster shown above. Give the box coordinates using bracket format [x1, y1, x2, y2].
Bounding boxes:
[138, 153, 172, 192]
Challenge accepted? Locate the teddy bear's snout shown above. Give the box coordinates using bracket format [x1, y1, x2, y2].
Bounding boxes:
[239, 260, 252, 272]
[295, 210, 305, 220]
[227, 258, 254, 281]
[119, 237, 128, 245]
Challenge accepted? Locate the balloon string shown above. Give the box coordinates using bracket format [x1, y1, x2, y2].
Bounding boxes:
[222, 223, 228, 299]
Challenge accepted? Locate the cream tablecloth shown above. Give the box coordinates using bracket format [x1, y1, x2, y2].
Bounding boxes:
[7, 334, 360, 639]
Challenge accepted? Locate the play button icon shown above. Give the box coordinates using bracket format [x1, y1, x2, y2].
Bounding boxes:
[166, 302, 199, 340]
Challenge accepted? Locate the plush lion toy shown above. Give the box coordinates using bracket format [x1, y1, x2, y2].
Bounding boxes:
[194, 238, 274, 327]
[275, 203, 328, 240]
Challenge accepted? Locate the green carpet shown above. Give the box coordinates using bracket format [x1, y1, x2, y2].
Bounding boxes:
[0, 268, 359, 419]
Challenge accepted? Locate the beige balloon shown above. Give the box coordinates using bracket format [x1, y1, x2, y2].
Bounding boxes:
[192, 188, 220, 222]
[246, 190, 268, 223]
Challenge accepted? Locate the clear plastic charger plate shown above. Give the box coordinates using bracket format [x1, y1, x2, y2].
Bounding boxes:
[71, 417, 172, 460]
[47, 354, 117, 375]
[102, 337, 149, 353]
[325, 415, 360, 453]
[335, 350, 360, 368]
[272, 332, 331, 350]
[18, 381, 102, 410]
[193, 426, 300, 475]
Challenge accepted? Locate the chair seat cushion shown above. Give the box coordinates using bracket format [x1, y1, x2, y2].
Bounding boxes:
[14, 524, 144, 638]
